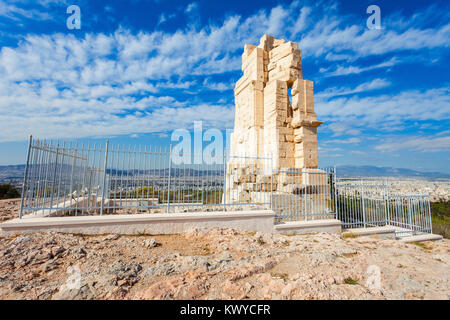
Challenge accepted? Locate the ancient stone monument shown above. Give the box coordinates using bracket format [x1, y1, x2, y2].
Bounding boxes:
[229, 34, 322, 169]
[225, 35, 328, 212]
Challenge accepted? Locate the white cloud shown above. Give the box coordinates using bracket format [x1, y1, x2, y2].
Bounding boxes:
[375, 135, 450, 153]
[265, 6, 289, 37]
[317, 78, 390, 98]
[0, 103, 235, 142]
[289, 6, 311, 37]
[317, 87, 450, 127]
[158, 13, 166, 25]
[318, 146, 343, 153]
[0, 0, 65, 21]
[185, 2, 198, 14]
[297, 12, 450, 60]
[326, 137, 361, 144]
[0, 1, 449, 144]
[324, 52, 353, 61]
[0, 0, 52, 21]
[436, 130, 450, 137]
[202, 78, 233, 92]
[325, 123, 361, 137]
[322, 58, 399, 77]
[350, 150, 367, 155]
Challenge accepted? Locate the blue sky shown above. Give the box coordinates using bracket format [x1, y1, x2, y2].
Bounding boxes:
[0, 0, 449, 173]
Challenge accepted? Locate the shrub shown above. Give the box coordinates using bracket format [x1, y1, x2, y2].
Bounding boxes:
[0, 184, 20, 199]
[430, 201, 450, 239]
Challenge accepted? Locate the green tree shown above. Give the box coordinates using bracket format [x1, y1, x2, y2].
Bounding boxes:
[430, 201, 450, 239]
[0, 184, 21, 199]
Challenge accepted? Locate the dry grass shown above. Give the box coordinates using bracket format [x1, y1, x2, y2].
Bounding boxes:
[200, 245, 211, 256]
[283, 242, 290, 247]
[411, 241, 433, 250]
[342, 232, 358, 240]
[271, 273, 289, 281]
[257, 236, 266, 245]
[344, 277, 359, 285]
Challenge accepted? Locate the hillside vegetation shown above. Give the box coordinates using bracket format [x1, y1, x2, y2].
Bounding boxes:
[431, 201, 450, 239]
[0, 184, 20, 200]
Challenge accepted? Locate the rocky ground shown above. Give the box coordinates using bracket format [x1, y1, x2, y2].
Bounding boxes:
[1, 198, 449, 300]
[0, 198, 20, 222]
[0, 227, 448, 300]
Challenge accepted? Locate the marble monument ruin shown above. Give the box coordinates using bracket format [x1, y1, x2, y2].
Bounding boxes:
[229, 34, 322, 169]
[225, 35, 327, 210]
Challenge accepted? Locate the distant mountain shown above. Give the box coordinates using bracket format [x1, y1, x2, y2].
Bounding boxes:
[333, 165, 450, 179]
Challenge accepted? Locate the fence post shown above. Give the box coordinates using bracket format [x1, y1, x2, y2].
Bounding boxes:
[87, 168, 93, 212]
[385, 181, 390, 226]
[48, 141, 60, 215]
[167, 144, 172, 213]
[407, 197, 413, 235]
[68, 147, 76, 210]
[304, 168, 308, 221]
[19, 135, 33, 219]
[333, 166, 337, 218]
[223, 147, 226, 212]
[362, 191, 366, 228]
[100, 140, 109, 216]
[427, 195, 433, 233]
[270, 154, 273, 211]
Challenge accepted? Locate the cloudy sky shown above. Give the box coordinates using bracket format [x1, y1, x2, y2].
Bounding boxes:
[0, 0, 449, 172]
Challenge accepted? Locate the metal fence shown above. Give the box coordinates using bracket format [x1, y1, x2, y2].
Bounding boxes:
[19, 137, 332, 220]
[334, 180, 388, 229]
[386, 194, 433, 236]
[272, 168, 334, 221]
[334, 178, 433, 236]
[18, 137, 434, 237]
[19, 137, 276, 218]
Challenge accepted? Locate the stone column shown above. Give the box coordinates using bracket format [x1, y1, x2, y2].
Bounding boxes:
[291, 79, 322, 168]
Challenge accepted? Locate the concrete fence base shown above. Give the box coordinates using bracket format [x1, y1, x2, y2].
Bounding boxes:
[2, 212, 443, 242]
[274, 219, 342, 235]
[0, 210, 275, 236]
[342, 226, 397, 239]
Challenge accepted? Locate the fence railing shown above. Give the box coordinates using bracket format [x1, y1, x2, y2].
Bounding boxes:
[386, 194, 433, 235]
[19, 137, 332, 219]
[18, 137, 434, 237]
[271, 168, 334, 221]
[334, 181, 388, 229]
[19, 138, 277, 217]
[334, 178, 433, 235]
